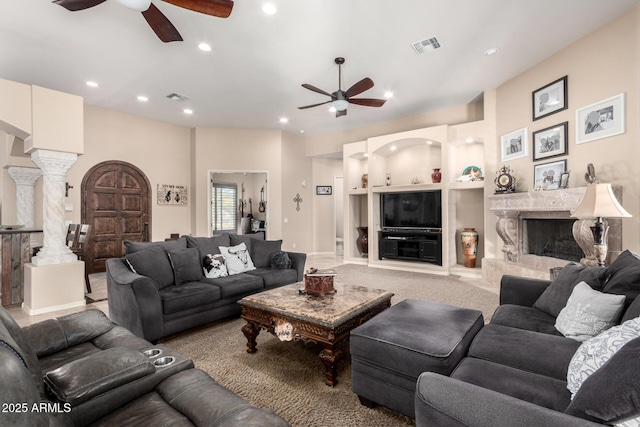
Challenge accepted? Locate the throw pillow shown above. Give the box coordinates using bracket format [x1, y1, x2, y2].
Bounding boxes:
[566, 316, 640, 397]
[555, 281, 625, 341]
[219, 243, 256, 275]
[565, 336, 640, 426]
[229, 233, 265, 254]
[533, 263, 609, 317]
[203, 254, 228, 278]
[251, 239, 283, 268]
[602, 250, 640, 311]
[123, 236, 187, 254]
[271, 251, 292, 270]
[167, 247, 202, 285]
[124, 246, 174, 289]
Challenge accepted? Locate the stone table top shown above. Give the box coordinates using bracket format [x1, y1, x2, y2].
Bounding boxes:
[239, 282, 394, 328]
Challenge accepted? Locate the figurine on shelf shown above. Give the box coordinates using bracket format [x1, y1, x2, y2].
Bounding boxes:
[386, 174, 391, 186]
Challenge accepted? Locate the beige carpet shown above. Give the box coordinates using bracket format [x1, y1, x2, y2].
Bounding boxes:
[162, 264, 499, 427]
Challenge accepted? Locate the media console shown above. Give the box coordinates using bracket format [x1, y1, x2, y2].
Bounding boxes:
[378, 229, 442, 266]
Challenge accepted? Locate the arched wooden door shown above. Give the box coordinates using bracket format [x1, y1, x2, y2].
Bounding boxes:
[81, 161, 151, 273]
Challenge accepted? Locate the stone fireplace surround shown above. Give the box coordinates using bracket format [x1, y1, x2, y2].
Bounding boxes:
[482, 187, 623, 285]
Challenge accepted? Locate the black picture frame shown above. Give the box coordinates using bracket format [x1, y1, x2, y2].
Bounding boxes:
[316, 185, 332, 195]
[532, 76, 568, 121]
[559, 171, 571, 189]
[532, 122, 568, 161]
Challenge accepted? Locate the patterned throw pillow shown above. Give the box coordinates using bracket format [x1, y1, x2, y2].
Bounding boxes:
[567, 316, 640, 398]
[555, 281, 625, 341]
[219, 243, 256, 275]
[202, 254, 228, 279]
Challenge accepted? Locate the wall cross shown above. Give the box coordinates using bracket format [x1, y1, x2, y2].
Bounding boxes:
[293, 193, 303, 211]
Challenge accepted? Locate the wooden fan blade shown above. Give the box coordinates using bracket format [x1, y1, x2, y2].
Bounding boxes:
[345, 77, 374, 98]
[349, 98, 387, 107]
[52, 0, 107, 11]
[142, 3, 183, 42]
[162, 0, 233, 17]
[336, 109, 347, 118]
[302, 84, 332, 98]
[298, 101, 331, 110]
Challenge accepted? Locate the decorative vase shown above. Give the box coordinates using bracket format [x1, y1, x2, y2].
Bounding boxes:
[431, 168, 442, 183]
[356, 226, 369, 257]
[361, 174, 368, 189]
[460, 228, 478, 268]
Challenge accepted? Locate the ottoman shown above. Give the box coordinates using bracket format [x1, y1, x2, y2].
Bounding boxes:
[350, 299, 484, 417]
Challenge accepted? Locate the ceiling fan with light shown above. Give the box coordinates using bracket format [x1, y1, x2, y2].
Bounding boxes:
[298, 57, 387, 118]
[52, 0, 233, 43]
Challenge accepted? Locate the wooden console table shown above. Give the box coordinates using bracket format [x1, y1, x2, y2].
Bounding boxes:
[0, 228, 42, 307]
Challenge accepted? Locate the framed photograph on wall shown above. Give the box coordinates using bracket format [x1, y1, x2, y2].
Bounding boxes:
[500, 127, 528, 162]
[533, 159, 567, 191]
[576, 93, 625, 144]
[532, 122, 568, 161]
[316, 185, 332, 195]
[532, 76, 568, 121]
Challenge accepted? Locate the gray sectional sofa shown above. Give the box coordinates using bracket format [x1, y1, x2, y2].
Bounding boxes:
[415, 250, 640, 426]
[107, 233, 306, 342]
[0, 305, 289, 426]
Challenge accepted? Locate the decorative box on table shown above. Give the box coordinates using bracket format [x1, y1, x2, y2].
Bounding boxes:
[304, 268, 337, 296]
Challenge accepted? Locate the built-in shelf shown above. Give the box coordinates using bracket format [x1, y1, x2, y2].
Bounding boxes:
[348, 188, 368, 195]
[449, 181, 485, 190]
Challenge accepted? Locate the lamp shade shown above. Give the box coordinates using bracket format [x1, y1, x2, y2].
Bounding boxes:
[332, 99, 349, 111]
[571, 183, 632, 219]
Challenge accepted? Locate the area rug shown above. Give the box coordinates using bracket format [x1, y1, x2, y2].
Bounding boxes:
[162, 264, 499, 427]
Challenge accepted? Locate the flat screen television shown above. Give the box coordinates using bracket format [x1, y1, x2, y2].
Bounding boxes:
[381, 190, 442, 229]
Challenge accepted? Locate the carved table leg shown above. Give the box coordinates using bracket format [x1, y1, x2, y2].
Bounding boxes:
[319, 347, 342, 386]
[241, 321, 260, 354]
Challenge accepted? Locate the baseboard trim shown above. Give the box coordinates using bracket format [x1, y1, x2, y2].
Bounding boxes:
[22, 300, 86, 316]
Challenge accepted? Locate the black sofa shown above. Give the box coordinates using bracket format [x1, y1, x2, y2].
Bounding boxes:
[415, 250, 640, 426]
[107, 233, 306, 342]
[0, 305, 289, 426]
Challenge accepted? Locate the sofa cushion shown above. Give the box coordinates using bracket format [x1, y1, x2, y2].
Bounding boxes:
[271, 251, 292, 270]
[490, 304, 561, 335]
[203, 254, 228, 278]
[246, 267, 297, 289]
[185, 234, 230, 257]
[200, 274, 263, 299]
[168, 248, 203, 285]
[533, 263, 608, 318]
[124, 236, 187, 255]
[159, 283, 222, 315]
[555, 281, 625, 341]
[565, 336, 640, 425]
[602, 250, 640, 311]
[566, 316, 640, 397]
[229, 233, 264, 254]
[125, 246, 175, 289]
[250, 239, 283, 268]
[219, 243, 256, 275]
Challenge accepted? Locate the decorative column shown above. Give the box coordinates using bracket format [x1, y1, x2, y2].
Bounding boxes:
[494, 210, 519, 262]
[7, 166, 42, 248]
[30, 150, 78, 266]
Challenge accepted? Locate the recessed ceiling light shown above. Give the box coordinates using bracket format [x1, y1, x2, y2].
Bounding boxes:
[183, 109, 193, 115]
[466, 137, 475, 143]
[484, 47, 499, 56]
[279, 117, 288, 123]
[384, 91, 394, 99]
[390, 146, 397, 151]
[137, 95, 148, 102]
[299, 130, 305, 134]
[86, 81, 98, 88]
[329, 106, 337, 113]
[363, 153, 369, 158]
[426, 140, 433, 145]
[262, 3, 277, 14]
[198, 42, 212, 52]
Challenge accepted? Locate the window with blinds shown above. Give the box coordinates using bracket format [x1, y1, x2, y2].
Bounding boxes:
[211, 183, 237, 233]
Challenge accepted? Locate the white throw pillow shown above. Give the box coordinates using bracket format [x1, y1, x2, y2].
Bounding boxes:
[203, 254, 228, 279]
[567, 316, 640, 398]
[555, 281, 625, 342]
[219, 243, 256, 275]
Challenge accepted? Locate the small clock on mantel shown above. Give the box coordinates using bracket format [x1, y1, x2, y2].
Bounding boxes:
[494, 166, 516, 194]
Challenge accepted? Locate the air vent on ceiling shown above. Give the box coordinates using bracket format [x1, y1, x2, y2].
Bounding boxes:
[166, 92, 189, 101]
[411, 37, 441, 55]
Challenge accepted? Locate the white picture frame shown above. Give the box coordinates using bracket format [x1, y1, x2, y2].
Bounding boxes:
[533, 159, 567, 191]
[500, 127, 529, 162]
[576, 93, 625, 144]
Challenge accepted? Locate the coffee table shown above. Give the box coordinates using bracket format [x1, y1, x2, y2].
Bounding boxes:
[239, 282, 393, 386]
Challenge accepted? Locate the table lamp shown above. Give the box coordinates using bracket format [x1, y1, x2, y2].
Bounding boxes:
[571, 183, 632, 267]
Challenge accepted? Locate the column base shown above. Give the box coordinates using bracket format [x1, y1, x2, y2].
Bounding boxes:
[23, 262, 86, 315]
[31, 247, 78, 266]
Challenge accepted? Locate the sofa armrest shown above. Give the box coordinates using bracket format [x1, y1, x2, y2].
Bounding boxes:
[499, 275, 552, 307]
[286, 252, 307, 282]
[106, 258, 164, 342]
[415, 373, 602, 427]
